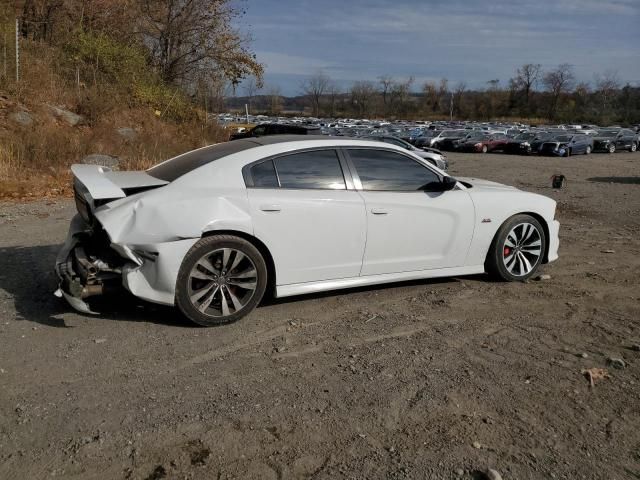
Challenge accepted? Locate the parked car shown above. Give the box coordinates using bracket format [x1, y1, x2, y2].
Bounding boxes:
[434, 130, 472, 151]
[57, 136, 559, 326]
[364, 135, 448, 170]
[592, 129, 638, 153]
[456, 133, 510, 153]
[413, 130, 441, 148]
[539, 134, 594, 156]
[230, 123, 321, 140]
[502, 132, 539, 154]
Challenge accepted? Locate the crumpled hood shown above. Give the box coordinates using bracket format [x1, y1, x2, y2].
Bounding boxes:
[457, 177, 519, 192]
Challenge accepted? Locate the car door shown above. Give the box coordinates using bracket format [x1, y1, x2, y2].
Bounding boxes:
[344, 148, 475, 276]
[246, 148, 367, 286]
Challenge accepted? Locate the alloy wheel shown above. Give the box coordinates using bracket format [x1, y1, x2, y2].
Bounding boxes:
[502, 223, 543, 277]
[187, 248, 258, 317]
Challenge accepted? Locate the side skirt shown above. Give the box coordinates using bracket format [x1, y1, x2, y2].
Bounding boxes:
[275, 265, 486, 298]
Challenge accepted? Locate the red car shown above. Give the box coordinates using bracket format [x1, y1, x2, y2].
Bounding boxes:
[456, 133, 509, 153]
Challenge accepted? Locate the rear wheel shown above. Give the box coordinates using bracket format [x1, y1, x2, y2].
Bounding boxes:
[630, 143, 637, 153]
[585, 145, 592, 155]
[175, 235, 268, 326]
[486, 214, 547, 282]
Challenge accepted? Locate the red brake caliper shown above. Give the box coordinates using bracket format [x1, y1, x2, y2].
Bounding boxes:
[504, 247, 511, 257]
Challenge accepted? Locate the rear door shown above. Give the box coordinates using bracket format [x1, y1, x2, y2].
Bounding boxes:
[246, 149, 367, 285]
[344, 148, 475, 276]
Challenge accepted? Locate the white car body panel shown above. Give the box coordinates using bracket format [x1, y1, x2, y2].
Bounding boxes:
[57, 138, 560, 312]
[358, 190, 475, 275]
[247, 188, 367, 285]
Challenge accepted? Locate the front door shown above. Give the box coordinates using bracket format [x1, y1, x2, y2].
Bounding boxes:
[345, 148, 475, 276]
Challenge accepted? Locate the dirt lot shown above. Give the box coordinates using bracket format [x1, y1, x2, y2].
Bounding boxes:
[0, 151, 639, 480]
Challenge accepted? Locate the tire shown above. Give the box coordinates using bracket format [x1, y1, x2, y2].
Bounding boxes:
[630, 143, 637, 153]
[485, 214, 547, 282]
[585, 145, 592, 155]
[608, 144, 616, 154]
[481, 145, 488, 154]
[175, 235, 268, 326]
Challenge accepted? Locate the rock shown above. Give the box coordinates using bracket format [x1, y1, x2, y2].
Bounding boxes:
[580, 352, 589, 358]
[607, 357, 626, 369]
[48, 105, 86, 126]
[9, 111, 33, 126]
[601, 249, 615, 254]
[472, 441, 482, 449]
[455, 468, 464, 477]
[631, 344, 640, 352]
[534, 274, 551, 281]
[94, 338, 107, 344]
[275, 346, 286, 353]
[116, 127, 137, 141]
[485, 469, 503, 480]
[82, 154, 119, 169]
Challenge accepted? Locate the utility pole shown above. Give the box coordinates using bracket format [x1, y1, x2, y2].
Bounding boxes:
[245, 103, 249, 124]
[15, 17, 19, 83]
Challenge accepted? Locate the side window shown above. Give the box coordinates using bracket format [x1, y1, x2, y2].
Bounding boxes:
[274, 150, 346, 190]
[251, 160, 279, 188]
[349, 149, 440, 191]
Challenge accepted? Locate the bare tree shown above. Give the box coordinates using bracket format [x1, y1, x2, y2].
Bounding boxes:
[243, 76, 260, 113]
[543, 64, 575, 120]
[378, 75, 394, 114]
[267, 85, 282, 115]
[390, 76, 414, 116]
[510, 63, 541, 115]
[594, 70, 620, 112]
[326, 82, 341, 117]
[453, 81, 467, 117]
[301, 70, 330, 116]
[350, 80, 376, 117]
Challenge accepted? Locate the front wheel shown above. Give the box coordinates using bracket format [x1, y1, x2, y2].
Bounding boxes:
[585, 145, 592, 155]
[485, 214, 547, 281]
[630, 143, 637, 153]
[608, 144, 616, 154]
[481, 145, 488, 153]
[175, 235, 268, 326]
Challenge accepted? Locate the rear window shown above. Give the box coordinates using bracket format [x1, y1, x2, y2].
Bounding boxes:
[147, 140, 258, 181]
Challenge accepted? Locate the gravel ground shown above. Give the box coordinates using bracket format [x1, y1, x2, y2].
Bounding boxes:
[0, 151, 639, 480]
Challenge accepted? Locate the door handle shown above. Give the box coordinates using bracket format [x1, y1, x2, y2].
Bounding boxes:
[259, 204, 281, 212]
[371, 208, 388, 215]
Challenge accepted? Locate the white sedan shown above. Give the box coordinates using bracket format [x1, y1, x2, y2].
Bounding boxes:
[56, 136, 560, 326]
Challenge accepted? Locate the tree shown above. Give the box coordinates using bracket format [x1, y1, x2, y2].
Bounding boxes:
[378, 75, 394, 115]
[137, 0, 263, 87]
[453, 82, 467, 118]
[594, 70, 620, 113]
[243, 76, 260, 113]
[301, 70, 330, 116]
[543, 64, 575, 120]
[350, 80, 376, 117]
[267, 85, 282, 115]
[326, 82, 341, 117]
[510, 63, 541, 116]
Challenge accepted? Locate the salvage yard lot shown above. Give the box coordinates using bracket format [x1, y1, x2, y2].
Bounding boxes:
[0, 152, 639, 479]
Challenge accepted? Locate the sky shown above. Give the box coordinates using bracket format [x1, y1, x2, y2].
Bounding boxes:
[236, 0, 640, 96]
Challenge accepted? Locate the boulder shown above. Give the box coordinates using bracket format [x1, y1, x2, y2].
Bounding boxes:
[116, 127, 137, 141]
[81, 154, 119, 169]
[9, 111, 33, 126]
[49, 105, 86, 126]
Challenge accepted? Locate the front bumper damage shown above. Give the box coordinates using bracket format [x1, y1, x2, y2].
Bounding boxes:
[55, 214, 199, 314]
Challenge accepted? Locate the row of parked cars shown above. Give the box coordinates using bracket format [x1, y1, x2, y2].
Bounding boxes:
[412, 128, 639, 156]
[220, 114, 640, 158]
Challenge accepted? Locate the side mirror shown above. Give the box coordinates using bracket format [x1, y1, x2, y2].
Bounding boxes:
[420, 176, 457, 192]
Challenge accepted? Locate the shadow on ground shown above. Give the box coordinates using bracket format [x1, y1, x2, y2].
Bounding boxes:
[588, 176, 640, 184]
[0, 244, 190, 328]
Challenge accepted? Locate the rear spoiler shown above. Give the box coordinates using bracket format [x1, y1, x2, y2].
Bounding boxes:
[71, 164, 168, 200]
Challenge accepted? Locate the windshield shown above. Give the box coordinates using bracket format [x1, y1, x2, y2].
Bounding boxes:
[147, 140, 258, 181]
[554, 135, 573, 142]
[515, 133, 536, 140]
